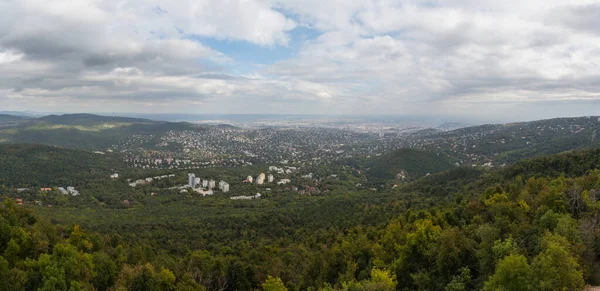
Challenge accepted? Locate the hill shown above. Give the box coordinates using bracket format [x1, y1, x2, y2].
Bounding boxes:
[0, 114, 26, 122]
[0, 113, 205, 149]
[0, 144, 123, 188]
[349, 148, 455, 182]
[38, 113, 152, 125]
[0, 147, 597, 290]
[405, 116, 600, 166]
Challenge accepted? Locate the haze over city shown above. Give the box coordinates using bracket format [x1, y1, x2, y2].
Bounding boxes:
[2, 0, 600, 121]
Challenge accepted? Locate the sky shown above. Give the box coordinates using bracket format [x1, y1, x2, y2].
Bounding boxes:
[1, 0, 600, 121]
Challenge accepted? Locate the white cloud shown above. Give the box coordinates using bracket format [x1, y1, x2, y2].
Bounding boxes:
[2, 0, 600, 119]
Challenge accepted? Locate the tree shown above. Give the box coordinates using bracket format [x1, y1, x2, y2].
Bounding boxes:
[364, 268, 396, 291]
[92, 252, 117, 291]
[483, 254, 530, 291]
[262, 276, 288, 291]
[0, 256, 10, 291]
[530, 233, 584, 291]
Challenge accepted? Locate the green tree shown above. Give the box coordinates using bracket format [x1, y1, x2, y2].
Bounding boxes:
[262, 276, 288, 291]
[364, 268, 396, 291]
[483, 254, 530, 291]
[92, 252, 117, 291]
[530, 234, 584, 291]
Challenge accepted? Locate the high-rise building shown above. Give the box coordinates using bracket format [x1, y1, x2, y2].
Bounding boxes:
[219, 181, 230, 192]
[268, 174, 274, 183]
[257, 173, 266, 185]
[202, 179, 208, 188]
[208, 180, 216, 189]
[188, 173, 196, 187]
[247, 176, 253, 183]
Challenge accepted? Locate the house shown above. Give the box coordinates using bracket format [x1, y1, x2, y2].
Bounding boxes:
[230, 193, 261, 200]
[40, 188, 52, 191]
[16, 198, 23, 205]
[196, 189, 214, 196]
[277, 179, 291, 185]
[110, 173, 119, 179]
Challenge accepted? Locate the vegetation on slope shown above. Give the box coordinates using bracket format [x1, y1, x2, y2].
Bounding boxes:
[0, 114, 204, 149]
[1, 148, 599, 290]
[0, 144, 122, 188]
[348, 148, 455, 182]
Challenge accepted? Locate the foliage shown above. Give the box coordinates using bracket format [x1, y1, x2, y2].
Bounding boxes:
[1, 146, 600, 290]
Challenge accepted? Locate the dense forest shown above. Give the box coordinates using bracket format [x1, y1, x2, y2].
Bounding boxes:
[2, 148, 600, 290]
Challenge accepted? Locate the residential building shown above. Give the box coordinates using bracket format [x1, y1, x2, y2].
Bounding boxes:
[268, 174, 274, 183]
[208, 180, 216, 189]
[230, 193, 261, 200]
[188, 173, 196, 187]
[257, 173, 265, 185]
[277, 179, 291, 185]
[218, 180, 230, 192]
[196, 189, 214, 196]
[247, 175, 253, 183]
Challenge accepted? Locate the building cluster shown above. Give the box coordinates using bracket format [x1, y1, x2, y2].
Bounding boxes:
[58, 186, 79, 196]
[188, 173, 229, 194]
[244, 172, 275, 185]
[129, 174, 176, 187]
[114, 126, 410, 171]
[230, 193, 262, 200]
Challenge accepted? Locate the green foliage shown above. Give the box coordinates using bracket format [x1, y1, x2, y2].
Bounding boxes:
[483, 254, 531, 291]
[0, 144, 122, 188]
[1, 147, 600, 290]
[262, 276, 288, 291]
[348, 148, 455, 182]
[530, 233, 585, 291]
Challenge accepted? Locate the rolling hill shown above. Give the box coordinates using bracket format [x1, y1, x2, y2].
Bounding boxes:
[0, 113, 205, 149]
[348, 148, 456, 182]
[0, 144, 123, 188]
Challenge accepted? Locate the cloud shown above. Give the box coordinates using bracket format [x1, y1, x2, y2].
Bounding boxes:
[1, 0, 600, 119]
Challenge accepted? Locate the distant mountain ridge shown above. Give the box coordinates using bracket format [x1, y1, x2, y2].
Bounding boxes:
[0, 114, 27, 122]
[38, 113, 153, 125]
[0, 113, 210, 149]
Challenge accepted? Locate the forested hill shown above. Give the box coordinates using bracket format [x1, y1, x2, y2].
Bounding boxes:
[0, 144, 122, 188]
[347, 148, 455, 182]
[404, 115, 600, 166]
[0, 113, 205, 149]
[38, 113, 152, 125]
[1, 148, 599, 290]
[0, 114, 26, 122]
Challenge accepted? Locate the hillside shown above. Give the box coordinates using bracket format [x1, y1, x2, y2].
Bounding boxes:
[0, 144, 123, 188]
[0, 114, 205, 149]
[405, 116, 600, 166]
[0, 147, 598, 290]
[0, 114, 26, 122]
[38, 113, 152, 125]
[349, 148, 455, 182]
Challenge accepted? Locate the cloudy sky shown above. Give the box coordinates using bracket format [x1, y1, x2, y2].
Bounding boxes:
[1, 0, 600, 121]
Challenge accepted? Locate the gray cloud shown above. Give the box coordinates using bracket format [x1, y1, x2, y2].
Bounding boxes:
[1, 0, 600, 119]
